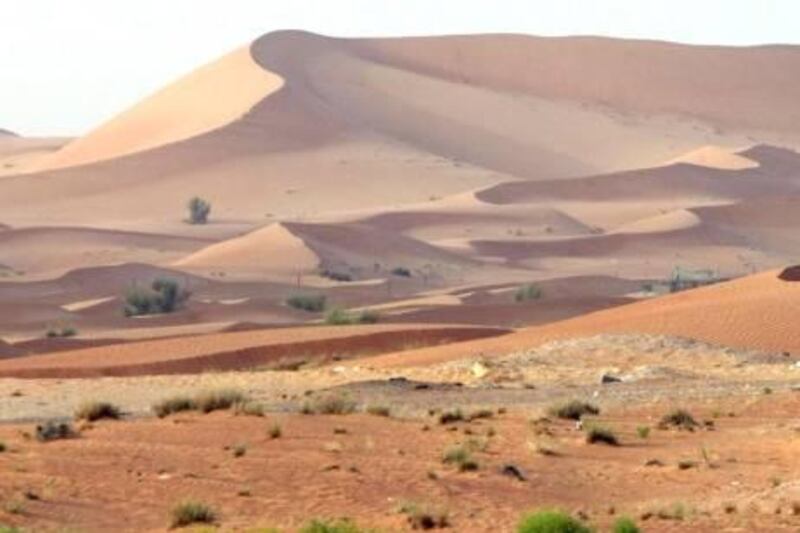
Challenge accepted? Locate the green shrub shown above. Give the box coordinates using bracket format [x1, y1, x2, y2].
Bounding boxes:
[548, 400, 600, 421]
[585, 425, 619, 446]
[659, 409, 698, 430]
[268, 423, 282, 439]
[46, 326, 78, 338]
[35, 420, 78, 442]
[636, 425, 650, 439]
[438, 409, 465, 425]
[398, 501, 449, 529]
[187, 197, 211, 225]
[517, 510, 591, 533]
[152, 396, 195, 418]
[74, 401, 121, 422]
[320, 269, 352, 282]
[124, 278, 190, 317]
[324, 308, 379, 325]
[287, 293, 327, 312]
[612, 517, 640, 533]
[169, 501, 216, 528]
[0, 525, 21, 533]
[515, 284, 543, 302]
[442, 445, 479, 471]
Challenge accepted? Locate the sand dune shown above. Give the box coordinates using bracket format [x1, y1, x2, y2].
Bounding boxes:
[667, 145, 759, 170]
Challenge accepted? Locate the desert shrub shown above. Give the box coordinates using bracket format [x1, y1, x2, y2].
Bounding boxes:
[234, 400, 265, 417]
[468, 408, 494, 421]
[398, 501, 449, 529]
[300, 519, 366, 533]
[365, 405, 391, 417]
[302, 394, 356, 415]
[517, 510, 591, 533]
[187, 196, 211, 225]
[659, 409, 698, 430]
[268, 423, 282, 439]
[124, 278, 190, 317]
[548, 400, 600, 421]
[442, 445, 479, 472]
[612, 517, 640, 533]
[391, 267, 412, 278]
[46, 326, 77, 338]
[320, 269, 352, 282]
[0, 441, 6, 453]
[169, 501, 216, 528]
[0, 525, 21, 533]
[636, 425, 651, 439]
[152, 395, 195, 418]
[286, 293, 327, 312]
[324, 308, 379, 325]
[515, 284, 543, 302]
[232, 444, 247, 458]
[35, 420, 78, 442]
[438, 409, 465, 425]
[74, 401, 121, 422]
[585, 425, 619, 446]
[193, 389, 247, 413]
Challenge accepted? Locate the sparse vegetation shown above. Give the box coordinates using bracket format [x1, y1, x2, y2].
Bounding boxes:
[636, 425, 651, 439]
[35, 420, 78, 442]
[300, 518, 366, 533]
[124, 278, 191, 317]
[365, 405, 391, 417]
[169, 501, 216, 528]
[74, 401, 121, 422]
[514, 283, 543, 303]
[468, 408, 494, 421]
[187, 196, 211, 225]
[585, 425, 619, 446]
[152, 389, 246, 418]
[319, 269, 353, 282]
[286, 293, 327, 312]
[438, 409, 465, 425]
[442, 445, 479, 471]
[517, 509, 591, 533]
[302, 394, 357, 415]
[549, 400, 600, 421]
[324, 308, 379, 325]
[659, 408, 698, 430]
[233, 400, 265, 417]
[0, 441, 6, 453]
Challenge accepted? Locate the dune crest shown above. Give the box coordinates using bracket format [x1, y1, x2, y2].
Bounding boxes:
[174, 223, 320, 280]
[34, 45, 284, 171]
[667, 145, 759, 170]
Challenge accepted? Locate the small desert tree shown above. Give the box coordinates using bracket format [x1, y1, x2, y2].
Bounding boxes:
[187, 197, 211, 224]
[124, 278, 191, 317]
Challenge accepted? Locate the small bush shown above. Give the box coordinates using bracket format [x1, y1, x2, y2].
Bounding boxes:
[153, 396, 195, 418]
[234, 400, 265, 417]
[438, 409, 464, 425]
[636, 426, 651, 439]
[46, 326, 77, 338]
[612, 517, 640, 533]
[0, 441, 6, 453]
[517, 510, 591, 533]
[287, 294, 327, 312]
[268, 423, 282, 439]
[0, 525, 21, 533]
[659, 409, 698, 430]
[194, 389, 247, 413]
[300, 519, 365, 533]
[302, 394, 356, 415]
[74, 401, 121, 422]
[549, 400, 600, 421]
[391, 267, 412, 278]
[399, 502, 449, 529]
[468, 408, 494, 421]
[320, 269, 353, 283]
[442, 445, 479, 472]
[187, 197, 211, 225]
[324, 308, 379, 325]
[585, 425, 619, 446]
[35, 421, 78, 442]
[515, 284, 543, 303]
[365, 405, 391, 417]
[124, 278, 190, 317]
[169, 501, 216, 528]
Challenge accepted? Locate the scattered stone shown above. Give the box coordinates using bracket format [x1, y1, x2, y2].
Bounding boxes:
[600, 373, 622, 384]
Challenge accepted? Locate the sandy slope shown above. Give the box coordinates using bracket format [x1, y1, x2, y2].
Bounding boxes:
[361, 268, 800, 367]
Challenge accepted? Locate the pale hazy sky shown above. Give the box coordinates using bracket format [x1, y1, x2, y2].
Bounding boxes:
[1, 0, 797, 136]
